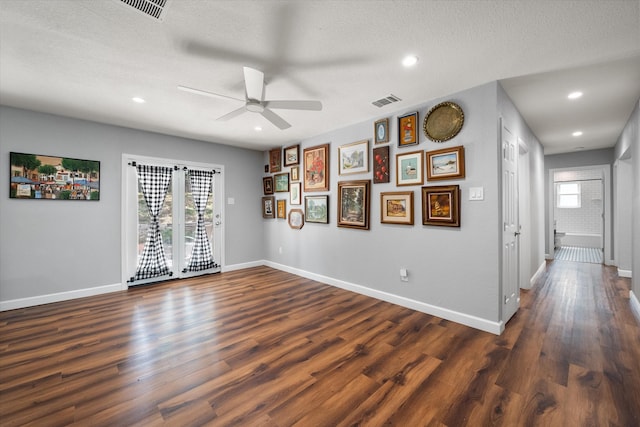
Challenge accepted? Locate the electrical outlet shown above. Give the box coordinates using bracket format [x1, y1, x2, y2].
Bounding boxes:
[278, 247, 283, 254]
[400, 267, 408, 282]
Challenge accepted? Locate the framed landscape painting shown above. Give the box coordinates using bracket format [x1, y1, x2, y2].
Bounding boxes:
[426, 145, 465, 181]
[338, 139, 368, 175]
[284, 144, 300, 166]
[396, 150, 424, 186]
[305, 195, 329, 224]
[380, 191, 414, 225]
[274, 172, 290, 192]
[337, 180, 371, 230]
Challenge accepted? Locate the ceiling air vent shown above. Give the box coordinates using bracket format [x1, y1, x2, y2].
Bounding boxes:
[118, 0, 169, 21]
[372, 94, 402, 108]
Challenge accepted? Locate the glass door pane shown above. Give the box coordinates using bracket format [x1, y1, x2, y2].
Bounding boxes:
[183, 174, 214, 267]
[137, 180, 173, 269]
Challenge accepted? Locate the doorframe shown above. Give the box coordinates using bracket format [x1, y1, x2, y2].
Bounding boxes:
[518, 137, 532, 290]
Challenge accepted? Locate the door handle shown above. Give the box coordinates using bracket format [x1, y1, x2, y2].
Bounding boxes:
[215, 221, 222, 226]
[514, 231, 521, 236]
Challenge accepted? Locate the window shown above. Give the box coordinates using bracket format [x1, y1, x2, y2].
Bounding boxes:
[557, 182, 581, 208]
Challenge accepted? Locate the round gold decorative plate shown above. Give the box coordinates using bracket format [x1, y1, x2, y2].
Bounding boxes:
[423, 101, 464, 142]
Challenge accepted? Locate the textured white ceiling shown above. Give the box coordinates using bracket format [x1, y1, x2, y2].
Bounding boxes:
[0, 0, 639, 153]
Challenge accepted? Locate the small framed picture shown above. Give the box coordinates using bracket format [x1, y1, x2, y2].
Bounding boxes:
[284, 144, 300, 166]
[338, 139, 369, 175]
[398, 112, 418, 147]
[337, 180, 371, 230]
[380, 191, 414, 225]
[303, 143, 330, 192]
[421, 185, 460, 227]
[291, 166, 300, 182]
[305, 195, 329, 224]
[374, 118, 389, 144]
[277, 199, 286, 219]
[373, 145, 390, 184]
[274, 172, 289, 192]
[288, 208, 304, 229]
[426, 145, 465, 181]
[396, 150, 424, 186]
[290, 182, 302, 205]
[263, 176, 274, 194]
[262, 196, 275, 219]
[269, 148, 282, 172]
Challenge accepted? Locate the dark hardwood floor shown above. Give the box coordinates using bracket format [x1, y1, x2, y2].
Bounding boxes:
[1, 261, 638, 426]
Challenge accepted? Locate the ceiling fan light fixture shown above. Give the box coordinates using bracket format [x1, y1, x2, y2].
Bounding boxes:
[402, 55, 419, 67]
[567, 91, 583, 100]
[246, 101, 265, 113]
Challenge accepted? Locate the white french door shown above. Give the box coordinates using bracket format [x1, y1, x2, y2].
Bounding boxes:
[122, 155, 223, 287]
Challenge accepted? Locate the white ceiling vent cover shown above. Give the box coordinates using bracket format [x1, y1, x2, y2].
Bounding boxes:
[118, 0, 170, 21]
[372, 94, 402, 108]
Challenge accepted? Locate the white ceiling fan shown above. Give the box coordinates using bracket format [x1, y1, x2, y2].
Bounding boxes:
[178, 67, 322, 130]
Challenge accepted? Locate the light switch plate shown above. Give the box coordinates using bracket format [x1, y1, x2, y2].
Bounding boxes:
[469, 187, 484, 201]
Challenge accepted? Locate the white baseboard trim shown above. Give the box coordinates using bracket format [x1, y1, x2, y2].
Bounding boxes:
[222, 260, 264, 272]
[630, 291, 640, 323]
[529, 261, 547, 288]
[0, 283, 123, 312]
[264, 260, 503, 335]
[618, 269, 632, 278]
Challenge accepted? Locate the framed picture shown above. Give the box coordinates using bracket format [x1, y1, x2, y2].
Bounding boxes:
[288, 208, 304, 229]
[338, 139, 369, 175]
[10, 152, 100, 200]
[426, 145, 465, 181]
[305, 195, 329, 224]
[284, 144, 300, 166]
[380, 191, 414, 225]
[373, 145, 390, 184]
[337, 180, 371, 230]
[274, 172, 289, 192]
[269, 148, 282, 172]
[422, 185, 460, 227]
[263, 176, 274, 194]
[291, 166, 299, 182]
[396, 150, 424, 186]
[264, 165, 269, 173]
[262, 196, 275, 218]
[374, 118, 389, 144]
[398, 112, 418, 147]
[290, 182, 302, 205]
[277, 199, 286, 219]
[303, 143, 330, 192]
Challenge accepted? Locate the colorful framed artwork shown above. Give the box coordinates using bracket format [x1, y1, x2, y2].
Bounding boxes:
[373, 145, 390, 184]
[398, 112, 418, 147]
[421, 185, 460, 227]
[374, 118, 390, 144]
[337, 180, 371, 230]
[288, 208, 304, 229]
[262, 196, 275, 219]
[269, 148, 282, 173]
[9, 152, 100, 200]
[274, 172, 289, 192]
[396, 150, 424, 186]
[263, 176, 274, 194]
[277, 199, 286, 219]
[303, 143, 330, 192]
[426, 145, 465, 181]
[291, 166, 299, 182]
[338, 139, 369, 175]
[290, 182, 301, 205]
[284, 144, 300, 166]
[305, 195, 329, 224]
[380, 191, 414, 225]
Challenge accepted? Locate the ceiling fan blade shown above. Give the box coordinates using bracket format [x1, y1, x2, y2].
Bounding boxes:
[243, 67, 265, 101]
[178, 85, 244, 102]
[216, 106, 247, 122]
[261, 108, 291, 130]
[264, 100, 323, 111]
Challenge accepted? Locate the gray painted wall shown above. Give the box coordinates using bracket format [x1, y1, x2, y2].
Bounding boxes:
[0, 106, 264, 302]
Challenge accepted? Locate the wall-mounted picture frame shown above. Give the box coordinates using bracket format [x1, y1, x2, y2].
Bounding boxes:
[303, 143, 330, 192]
[396, 150, 424, 186]
[288, 208, 304, 229]
[269, 148, 282, 173]
[262, 196, 275, 218]
[305, 195, 329, 224]
[398, 112, 418, 147]
[277, 199, 286, 219]
[290, 182, 301, 205]
[338, 139, 369, 175]
[374, 118, 390, 144]
[263, 176, 274, 194]
[337, 180, 371, 230]
[10, 152, 100, 200]
[426, 145, 465, 181]
[380, 191, 414, 225]
[373, 145, 390, 184]
[274, 172, 290, 192]
[422, 185, 460, 227]
[284, 144, 300, 166]
[291, 166, 299, 182]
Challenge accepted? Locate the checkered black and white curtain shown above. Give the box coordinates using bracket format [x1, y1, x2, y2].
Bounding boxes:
[134, 165, 173, 281]
[185, 169, 216, 272]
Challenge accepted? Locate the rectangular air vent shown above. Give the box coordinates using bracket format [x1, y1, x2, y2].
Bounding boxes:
[372, 94, 402, 108]
[118, 0, 169, 21]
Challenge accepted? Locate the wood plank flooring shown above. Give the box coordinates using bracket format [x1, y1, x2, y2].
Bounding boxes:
[1, 261, 639, 426]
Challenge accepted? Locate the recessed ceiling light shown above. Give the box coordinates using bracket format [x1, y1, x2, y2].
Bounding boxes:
[254, 126, 262, 132]
[567, 91, 583, 100]
[132, 97, 146, 103]
[402, 55, 419, 67]
[572, 131, 583, 137]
